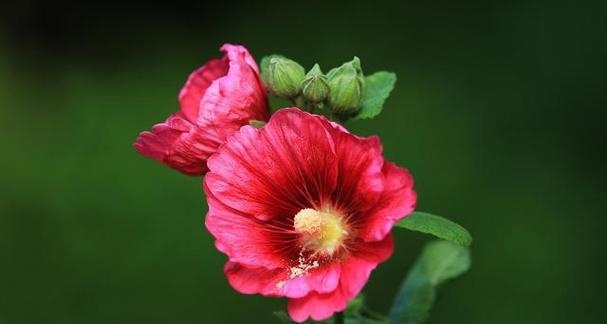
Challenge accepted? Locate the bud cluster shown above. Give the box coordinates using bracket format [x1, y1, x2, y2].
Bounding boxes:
[264, 56, 367, 118]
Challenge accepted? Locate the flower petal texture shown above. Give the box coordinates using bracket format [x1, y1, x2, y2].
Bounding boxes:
[134, 44, 269, 175]
[204, 108, 416, 322]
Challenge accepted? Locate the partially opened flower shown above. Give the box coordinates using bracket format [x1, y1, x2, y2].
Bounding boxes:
[204, 108, 416, 322]
[134, 44, 269, 175]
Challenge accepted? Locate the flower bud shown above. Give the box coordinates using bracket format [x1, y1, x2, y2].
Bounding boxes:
[301, 64, 330, 104]
[267, 57, 306, 99]
[327, 57, 365, 116]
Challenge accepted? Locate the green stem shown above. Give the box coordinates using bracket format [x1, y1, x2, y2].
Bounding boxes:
[292, 96, 314, 113]
[329, 112, 348, 124]
[362, 307, 389, 322]
[334, 311, 344, 324]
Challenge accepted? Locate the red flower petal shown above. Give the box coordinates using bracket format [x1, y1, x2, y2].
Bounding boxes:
[195, 44, 268, 132]
[204, 181, 290, 269]
[330, 127, 385, 214]
[280, 262, 340, 297]
[134, 44, 268, 175]
[178, 57, 228, 123]
[224, 262, 285, 296]
[205, 109, 338, 221]
[287, 235, 394, 322]
[224, 261, 341, 298]
[134, 112, 213, 175]
[358, 162, 417, 242]
[288, 289, 347, 322]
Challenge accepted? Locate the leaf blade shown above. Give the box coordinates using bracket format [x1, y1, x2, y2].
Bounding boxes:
[272, 310, 290, 322]
[355, 71, 397, 119]
[396, 211, 472, 246]
[389, 240, 471, 324]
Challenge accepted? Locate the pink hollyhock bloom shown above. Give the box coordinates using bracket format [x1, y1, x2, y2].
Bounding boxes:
[204, 108, 417, 322]
[134, 44, 269, 175]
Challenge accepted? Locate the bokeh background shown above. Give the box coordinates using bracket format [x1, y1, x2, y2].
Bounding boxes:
[1, 0, 606, 323]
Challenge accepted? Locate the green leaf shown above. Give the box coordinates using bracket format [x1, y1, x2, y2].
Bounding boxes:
[339, 294, 391, 324]
[259, 54, 284, 86]
[354, 71, 396, 119]
[389, 240, 471, 324]
[272, 310, 291, 322]
[345, 294, 366, 317]
[396, 211, 472, 246]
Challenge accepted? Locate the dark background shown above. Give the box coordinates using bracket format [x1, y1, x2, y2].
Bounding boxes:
[1, 0, 606, 323]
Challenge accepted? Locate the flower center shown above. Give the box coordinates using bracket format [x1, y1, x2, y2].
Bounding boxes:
[293, 208, 348, 256]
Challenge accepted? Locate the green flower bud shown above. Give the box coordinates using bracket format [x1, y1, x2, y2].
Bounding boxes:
[301, 64, 330, 104]
[267, 57, 305, 99]
[327, 57, 365, 116]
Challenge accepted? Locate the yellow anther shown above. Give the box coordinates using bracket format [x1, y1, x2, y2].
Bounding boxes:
[293, 208, 347, 255]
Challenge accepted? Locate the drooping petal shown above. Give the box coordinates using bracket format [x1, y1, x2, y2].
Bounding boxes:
[134, 113, 213, 175]
[287, 235, 394, 322]
[358, 162, 417, 242]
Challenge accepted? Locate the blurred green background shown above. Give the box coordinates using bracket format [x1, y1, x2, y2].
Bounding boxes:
[1, 0, 605, 323]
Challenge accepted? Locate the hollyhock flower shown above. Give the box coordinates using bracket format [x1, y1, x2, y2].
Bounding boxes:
[203, 108, 416, 322]
[134, 44, 269, 175]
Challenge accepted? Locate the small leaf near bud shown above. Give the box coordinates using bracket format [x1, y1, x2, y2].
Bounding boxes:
[249, 119, 267, 129]
[301, 64, 330, 104]
[267, 57, 305, 99]
[327, 57, 366, 117]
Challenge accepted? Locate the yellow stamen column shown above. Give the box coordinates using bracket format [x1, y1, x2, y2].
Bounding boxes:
[293, 208, 348, 256]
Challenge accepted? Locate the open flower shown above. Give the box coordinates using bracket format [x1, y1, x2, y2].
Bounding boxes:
[203, 108, 416, 322]
[134, 44, 268, 175]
